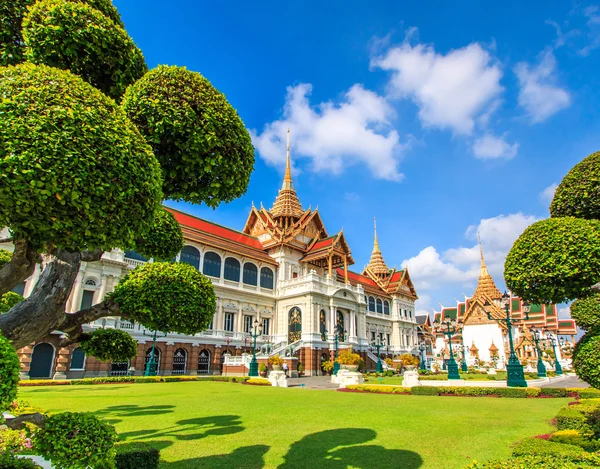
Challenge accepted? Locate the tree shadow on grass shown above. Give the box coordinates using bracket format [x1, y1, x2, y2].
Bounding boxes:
[118, 414, 244, 443]
[95, 404, 176, 418]
[278, 428, 423, 469]
[159, 445, 270, 469]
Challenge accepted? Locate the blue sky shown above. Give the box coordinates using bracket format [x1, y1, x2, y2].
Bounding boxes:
[115, 1, 600, 317]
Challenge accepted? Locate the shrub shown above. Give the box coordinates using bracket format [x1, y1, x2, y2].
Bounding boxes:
[322, 361, 334, 373]
[80, 328, 138, 362]
[114, 441, 160, 469]
[35, 412, 117, 468]
[0, 427, 34, 454]
[0, 453, 41, 468]
[586, 408, 600, 440]
[556, 406, 589, 431]
[110, 262, 216, 335]
[258, 363, 268, 373]
[466, 454, 600, 468]
[268, 354, 284, 367]
[122, 65, 255, 207]
[22, 0, 146, 100]
[345, 385, 410, 394]
[578, 388, 600, 399]
[19, 380, 71, 387]
[411, 386, 439, 396]
[511, 437, 585, 457]
[397, 353, 420, 367]
[549, 430, 599, 451]
[134, 208, 184, 261]
[570, 294, 600, 332]
[540, 388, 568, 398]
[245, 378, 271, 386]
[0, 332, 20, 411]
[0, 291, 24, 313]
[572, 331, 600, 388]
[336, 350, 361, 366]
[0, 63, 162, 252]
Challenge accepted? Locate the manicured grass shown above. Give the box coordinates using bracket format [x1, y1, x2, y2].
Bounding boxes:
[364, 376, 404, 385]
[20, 381, 568, 469]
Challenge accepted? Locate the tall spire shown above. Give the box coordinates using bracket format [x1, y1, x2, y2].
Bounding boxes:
[473, 236, 502, 300]
[270, 129, 304, 219]
[366, 217, 389, 276]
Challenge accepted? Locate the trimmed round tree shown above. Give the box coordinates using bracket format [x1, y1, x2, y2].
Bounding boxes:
[504, 217, 600, 304]
[122, 65, 255, 207]
[570, 295, 600, 332]
[0, 63, 162, 252]
[0, 292, 23, 314]
[0, 0, 123, 67]
[80, 328, 138, 362]
[0, 249, 11, 268]
[0, 332, 20, 411]
[110, 262, 216, 334]
[23, 0, 146, 100]
[572, 331, 600, 389]
[135, 208, 184, 261]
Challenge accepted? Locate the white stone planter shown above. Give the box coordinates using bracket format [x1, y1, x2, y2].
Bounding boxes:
[16, 455, 54, 468]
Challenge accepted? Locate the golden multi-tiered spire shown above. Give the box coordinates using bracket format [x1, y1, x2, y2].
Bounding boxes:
[473, 234, 502, 300]
[270, 129, 304, 220]
[366, 217, 389, 276]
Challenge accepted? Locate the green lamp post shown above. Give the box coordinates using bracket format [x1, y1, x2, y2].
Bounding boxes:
[419, 341, 427, 371]
[332, 326, 347, 375]
[546, 333, 563, 376]
[143, 329, 167, 377]
[460, 343, 468, 373]
[436, 318, 461, 380]
[371, 336, 385, 373]
[531, 328, 547, 378]
[484, 293, 530, 388]
[248, 319, 263, 377]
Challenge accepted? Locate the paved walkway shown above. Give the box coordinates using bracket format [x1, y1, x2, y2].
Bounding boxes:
[537, 375, 589, 388]
[287, 376, 338, 390]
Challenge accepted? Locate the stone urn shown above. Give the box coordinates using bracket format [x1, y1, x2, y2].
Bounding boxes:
[405, 365, 417, 372]
[272, 365, 282, 371]
[340, 364, 359, 372]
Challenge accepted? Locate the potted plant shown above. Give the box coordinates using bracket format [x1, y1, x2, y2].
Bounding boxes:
[259, 363, 267, 377]
[398, 353, 420, 371]
[322, 360, 334, 375]
[297, 361, 304, 376]
[268, 354, 284, 371]
[336, 349, 362, 372]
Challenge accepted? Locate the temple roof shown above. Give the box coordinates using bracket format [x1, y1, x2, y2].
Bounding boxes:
[364, 218, 389, 276]
[270, 129, 304, 219]
[472, 241, 502, 301]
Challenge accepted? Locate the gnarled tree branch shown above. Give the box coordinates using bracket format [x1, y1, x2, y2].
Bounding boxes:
[58, 298, 125, 345]
[0, 239, 37, 296]
[5, 413, 46, 430]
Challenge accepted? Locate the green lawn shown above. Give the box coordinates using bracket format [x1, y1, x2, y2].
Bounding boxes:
[20, 382, 568, 469]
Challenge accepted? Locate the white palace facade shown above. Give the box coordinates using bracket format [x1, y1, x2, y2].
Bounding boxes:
[8, 133, 420, 379]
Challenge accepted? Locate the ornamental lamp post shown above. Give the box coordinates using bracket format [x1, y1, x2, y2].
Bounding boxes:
[419, 341, 427, 371]
[484, 293, 530, 387]
[371, 335, 386, 373]
[460, 334, 469, 373]
[436, 319, 461, 380]
[547, 333, 563, 376]
[332, 326, 347, 376]
[143, 329, 167, 377]
[531, 328, 547, 378]
[248, 319, 263, 377]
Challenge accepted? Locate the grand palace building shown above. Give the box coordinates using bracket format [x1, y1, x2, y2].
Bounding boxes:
[6, 132, 422, 379]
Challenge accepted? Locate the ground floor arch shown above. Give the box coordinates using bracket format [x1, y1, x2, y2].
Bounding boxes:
[29, 343, 55, 378]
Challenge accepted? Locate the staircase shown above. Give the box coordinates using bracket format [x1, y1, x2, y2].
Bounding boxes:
[269, 340, 303, 358]
[367, 350, 390, 371]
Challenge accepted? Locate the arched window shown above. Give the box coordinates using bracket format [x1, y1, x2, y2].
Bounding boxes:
[368, 296, 375, 312]
[383, 300, 390, 315]
[203, 251, 221, 278]
[376, 299, 383, 313]
[319, 310, 327, 340]
[180, 245, 201, 270]
[224, 257, 241, 282]
[84, 278, 98, 287]
[243, 263, 258, 286]
[29, 343, 55, 378]
[198, 349, 211, 374]
[288, 307, 302, 342]
[70, 347, 86, 370]
[172, 348, 187, 375]
[336, 311, 345, 340]
[260, 267, 274, 289]
[364, 295, 368, 311]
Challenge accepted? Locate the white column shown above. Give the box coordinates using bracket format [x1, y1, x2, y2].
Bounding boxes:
[94, 273, 108, 305]
[67, 271, 84, 313]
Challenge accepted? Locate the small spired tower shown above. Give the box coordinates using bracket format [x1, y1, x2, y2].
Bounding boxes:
[472, 235, 502, 301]
[365, 218, 389, 278]
[270, 129, 304, 227]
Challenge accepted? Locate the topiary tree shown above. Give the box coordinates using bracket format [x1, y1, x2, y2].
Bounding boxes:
[79, 328, 138, 363]
[505, 149, 600, 388]
[0, 0, 254, 361]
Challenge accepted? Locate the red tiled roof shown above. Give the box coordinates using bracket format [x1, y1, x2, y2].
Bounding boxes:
[310, 237, 335, 252]
[167, 207, 264, 250]
[389, 271, 403, 282]
[336, 268, 386, 294]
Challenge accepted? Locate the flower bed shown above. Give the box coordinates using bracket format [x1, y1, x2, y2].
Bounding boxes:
[244, 378, 271, 386]
[19, 376, 251, 387]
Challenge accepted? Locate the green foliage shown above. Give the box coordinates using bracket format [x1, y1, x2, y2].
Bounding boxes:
[586, 408, 600, 440]
[570, 294, 600, 332]
[0, 63, 162, 252]
[110, 262, 216, 335]
[122, 65, 255, 206]
[0, 453, 40, 468]
[556, 406, 590, 431]
[504, 217, 600, 304]
[114, 441, 159, 469]
[23, 0, 146, 100]
[0, 0, 123, 67]
[0, 426, 33, 454]
[549, 429, 599, 452]
[335, 350, 361, 365]
[550, 151, 600, 220]
[0, 248, 11, 268]
[466, 454, 600, 469]
[572, 331, 600, 389]
[411, 386, 439, 395]
[258, 363, 267, 372]
[80, 328, 138, 362]
[578, 388, 600, 399]
[34, 412, 117, 468]
[345, 385, 411, 394]
[0, 292, 24, 313]
[0, 332, 20, 412]
[397, 353, 420, 367]
[511, 437, 585, 458]
[135, 208, 184, 261]
[539, 388, 568, 398]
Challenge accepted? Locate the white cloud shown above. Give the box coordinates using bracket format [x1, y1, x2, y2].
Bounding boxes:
[580, 6, 600, 56]
[514, 50, 571, 123]
[472, 133, 519, 160]
[372, 40, 503, 134]
[403, 213, 541, 306]
[540, 182, 558, 205]
[251, 83, 406, 181]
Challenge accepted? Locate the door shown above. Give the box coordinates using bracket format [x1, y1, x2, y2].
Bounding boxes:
[198, 349, 210, 374]
[29, 343, 54, 378]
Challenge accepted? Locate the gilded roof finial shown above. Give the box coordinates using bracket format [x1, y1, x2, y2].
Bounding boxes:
[373, 217, 380, 252]
[473, 236, 502, 300]
[282, 128, 293, 190]
[478, 231, 489, 276]
[364, 216, 389, 276]
[270, 129, 304, 219]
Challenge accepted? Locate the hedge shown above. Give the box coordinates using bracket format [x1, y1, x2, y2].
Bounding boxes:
[555, 407, 590, 431]
[511, 437, 586, 458]
[245, 378, 272, 386]
[411, 386, 440, 396]
[114, 441, 159, 469]
[549, 429, 600, 452]
[19, 376, 251, 386]
[466, 454, 600, 469]
[341, 385, 579, 398]
[345, 385, 411, 394]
